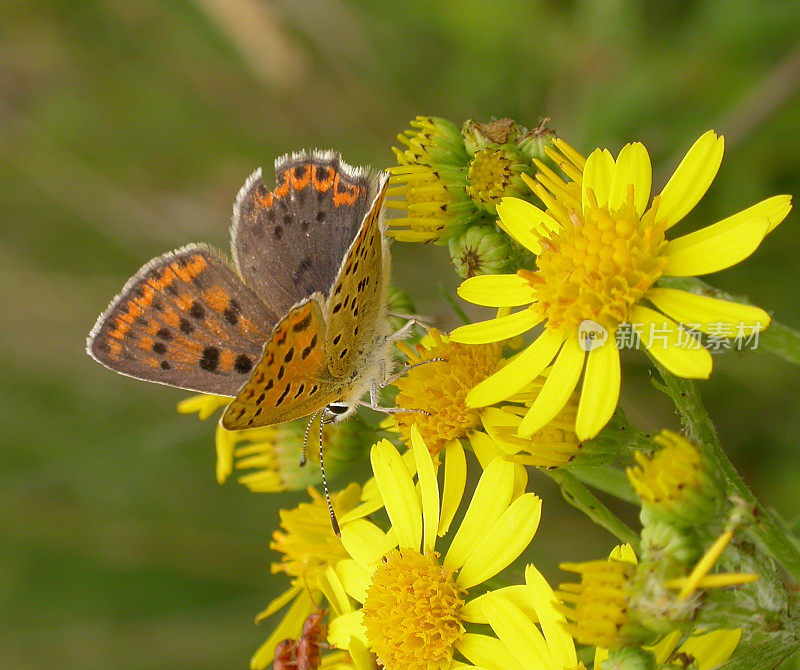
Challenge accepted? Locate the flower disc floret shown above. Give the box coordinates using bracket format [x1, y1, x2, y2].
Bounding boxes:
[363, 548, 465, 670]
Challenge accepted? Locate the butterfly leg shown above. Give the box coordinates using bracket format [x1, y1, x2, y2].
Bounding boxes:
[387, 317, 430, 343]
[379, 357, 446, 388]
[363, 376, 430, 416]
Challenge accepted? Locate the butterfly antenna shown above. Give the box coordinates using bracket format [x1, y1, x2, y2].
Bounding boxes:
[319, 408, 340, 537]
[301, 410, 320, 467]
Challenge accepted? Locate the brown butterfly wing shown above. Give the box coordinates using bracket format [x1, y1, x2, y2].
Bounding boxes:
[230, 151, 375, 315]
[221, 295, 339, 429]
[87, 244, 278, 396]
[324, 174, 390, 378]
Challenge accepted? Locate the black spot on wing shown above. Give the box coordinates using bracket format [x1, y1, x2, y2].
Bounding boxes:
[199, 346, 219, 371]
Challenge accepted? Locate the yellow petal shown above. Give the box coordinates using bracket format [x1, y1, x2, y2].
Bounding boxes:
[458, 273, 537, 307]
[609, 543, 638, 563]
[525, 564, 577, 667]
[657, 130, 724, 230]
[680, 628, 742, 669]
[512, 463, 528, 500]
[411, 425, 440, 552]
[496, 197, 559, 253]
[469, 429, 505, 467]
[609, 142, 652, 215]
[456, 633, 516, 670]
[347, 636, 374, 670]
[254, 583, 303, 623]
[461, 584, 540, 624]
[575, 335, 620, 441]
[583, 148, 615, 210]
[631, 304, 712, 379]
[647, 287, 770, 334]
[369, 439, 421, 550]
[340, 518, 394, 569]
[482, 593, 555, 670]
[444, 458, 515, 571]
[360, 448, 416, 501]
[518, 336, 585, 437]
[457, 493, 542, 590]
[327, 610, 367, 650]
[338, 497, 385, 525]
[440, 439, 467, 536]
[466, 329, 565, 407]
[320, 565, 351, 616]
[250, 594, 313, 669]
[335, 558, 371, 604]
[648, 629, 683, 664]
[664, 194, 791, 276]
[450, 308, 541, 345]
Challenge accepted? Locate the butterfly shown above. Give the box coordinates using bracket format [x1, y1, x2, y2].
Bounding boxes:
[87, 151, 417, 500]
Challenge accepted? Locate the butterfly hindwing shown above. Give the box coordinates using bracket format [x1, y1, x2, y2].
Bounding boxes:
[87, 244, 278, 396]
[221, 294, 340, 429]
[324, 173, 390, 378]
[230, 150, 376, 315]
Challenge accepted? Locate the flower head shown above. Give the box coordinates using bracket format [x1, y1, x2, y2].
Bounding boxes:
[326, 428, 542, 669]
[385, 329, 503, 456]
[479, 371, 582, 468]
[465, 146, 532, 215]
[452, 131, 792, 440]
[393, 116, 470, 167]
[215, 417, 373, 493]
[558, 535, 757, 651]
[628, 430, 722, 528]
[387, 116, 475, 243]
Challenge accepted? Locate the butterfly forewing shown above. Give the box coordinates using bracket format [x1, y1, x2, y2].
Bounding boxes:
[324, 174, 390, 378]
[221, 295, 340, 429]
[231, 151, 374, 315]
[87, 244, 278, 396]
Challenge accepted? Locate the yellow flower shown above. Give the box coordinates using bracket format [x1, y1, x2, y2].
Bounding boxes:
[325, 427, 542, 670]
[478, 371, 582, 468]
[451, 131, 792, 440]
[592, 548, 743, 669]
[386, 116, 474, 243]
[215, 422, 322, 492]
[558, 538, 756, 651]
[215, 416, 373, 493]
[384, 329, 503, 457]
[250, 485, 361, 669]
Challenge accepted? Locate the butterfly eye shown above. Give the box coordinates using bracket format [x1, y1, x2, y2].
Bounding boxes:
[327, 404, 349, 415]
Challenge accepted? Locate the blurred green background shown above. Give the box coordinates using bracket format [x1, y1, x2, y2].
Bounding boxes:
[2, 1, 800, 668]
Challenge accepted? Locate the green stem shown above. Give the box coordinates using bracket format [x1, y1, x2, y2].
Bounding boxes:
[439, 284, 470, 324]
[569, 464, 639, 505]
[653, 361, 800, 584]
[544, 468, 640, 550]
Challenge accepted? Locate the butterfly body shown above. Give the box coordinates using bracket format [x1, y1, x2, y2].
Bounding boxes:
[88, 150, 395, 428]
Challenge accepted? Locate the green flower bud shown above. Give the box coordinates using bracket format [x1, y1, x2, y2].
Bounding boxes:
[462, 117, 524, 153]
[601, 647, 658, 670]
[449, 224, 512, 278]
[517, 118, 558, 162]
[639, 516, 704, 566]
[627, 431, 723, 529]
[393, 116, 470, 167]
